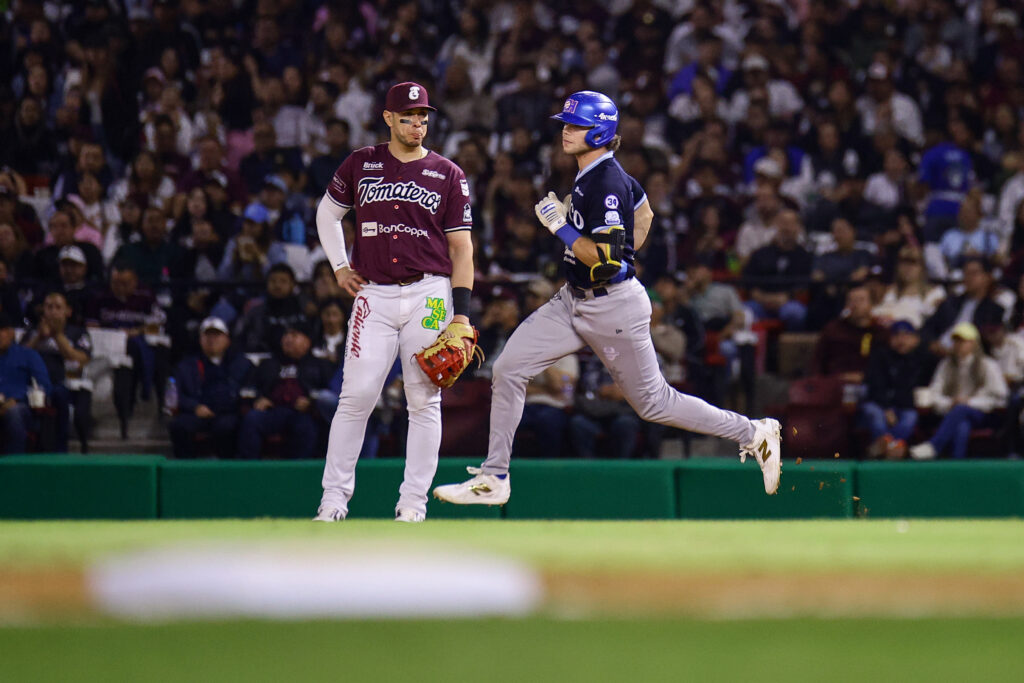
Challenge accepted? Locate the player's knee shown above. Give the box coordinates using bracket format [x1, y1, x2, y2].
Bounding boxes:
[336, 385, 378, 416]
[404, 382, 440, 414]
[492, 352, 526, 386]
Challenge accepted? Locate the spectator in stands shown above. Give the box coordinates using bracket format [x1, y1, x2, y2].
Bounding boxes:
[113, 206, 182, 288]
[178, 218, 223, 283]
[734, 178, 782, 265]
[862, 320, 929, 459]
[856, 62, 924, 148]
[571, 351, 641, 459]
[306, 118, 351, 197]
[517, 349, 578, 460]
[239, 122, 302, 195]
[494, 213, 546, 275]
[744, 209, 813, 331]
[917, 116, 974, 243]
[237, 320, 334, 460]
[809, 216, 876, 327]
[259, 174, 307, 246]
[73, 171, 118, 239]
[910, 322, 1008, 460]
[311, 298, 346, 365]
[728, 53, 803, 123]
[0, 261, 22, 323]
[59, 196, 103, 249]
[52, 141, 112, 202]
[922, 257, 1004, 356]
[177, 135, 247, 209]
[812, 286, 888, 381]
[476, 287, 521, 377]
[168, 317, 252, 459]
[109, 150, 176, 216]
[684, 256, 748, 400]
[938, 195, 1001, 272]
[233, 264, 308, 354]
[85, 261, 169, 437]
[873, 246, 946, 329]
[0, 220, 34, 282]
[0, 173, 44, 247]
[217, 202, 287, 283]
[0, 311, 51, 454]
[813, 218, 875, 284]
[34, 209, 104, 285]
[21, 292, 91, 452]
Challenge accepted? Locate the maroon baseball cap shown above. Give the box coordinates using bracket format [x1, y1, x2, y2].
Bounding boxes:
[384, 82, 436, 113]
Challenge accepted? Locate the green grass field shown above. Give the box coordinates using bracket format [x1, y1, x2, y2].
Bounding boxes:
[3, 519, 1024, 682]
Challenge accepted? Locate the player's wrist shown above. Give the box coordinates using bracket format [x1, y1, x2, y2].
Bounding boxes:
[553, 223, 582, 248]
[452, 287, 471, 318]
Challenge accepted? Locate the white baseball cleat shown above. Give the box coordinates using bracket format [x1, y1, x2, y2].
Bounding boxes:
[740, 417, 782, 495]
[432, 466, 510, 505]
[313, 506, 345, 522]
[395, 508, 426, 522]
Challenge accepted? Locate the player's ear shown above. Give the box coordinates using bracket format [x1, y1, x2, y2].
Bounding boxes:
[382, 110, 393, 129]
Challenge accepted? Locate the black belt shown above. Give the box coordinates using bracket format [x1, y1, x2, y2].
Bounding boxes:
[570, 286, 608, 300]
[396, 273, 426, 285]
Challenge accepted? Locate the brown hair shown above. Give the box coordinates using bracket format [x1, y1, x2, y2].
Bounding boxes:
[607, 135, 622, 152]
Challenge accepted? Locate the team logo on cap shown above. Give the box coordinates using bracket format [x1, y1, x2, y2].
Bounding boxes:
[563, 99, 579, 114]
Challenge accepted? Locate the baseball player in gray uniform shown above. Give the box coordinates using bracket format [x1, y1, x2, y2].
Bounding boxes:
[433, 91, 781, 506]
[313, 82, 475, 522]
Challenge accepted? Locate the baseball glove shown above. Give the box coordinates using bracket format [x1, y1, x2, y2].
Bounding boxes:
[415, 321, 484, 389]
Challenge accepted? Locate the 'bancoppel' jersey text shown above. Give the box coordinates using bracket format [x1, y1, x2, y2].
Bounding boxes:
[327, 144, 472, 284]
[563, 152, 647, 289]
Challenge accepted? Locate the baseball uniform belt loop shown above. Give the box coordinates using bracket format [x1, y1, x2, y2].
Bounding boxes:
[570, 285, 609, 300]
[396, 273, 426, 285]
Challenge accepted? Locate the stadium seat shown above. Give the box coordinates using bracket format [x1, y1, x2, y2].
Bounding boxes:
[782, 375, 850, 459]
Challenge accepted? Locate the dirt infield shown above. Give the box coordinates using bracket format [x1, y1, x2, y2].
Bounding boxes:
[543, 570, 1024, 618]
[5, 568, 1024, 621]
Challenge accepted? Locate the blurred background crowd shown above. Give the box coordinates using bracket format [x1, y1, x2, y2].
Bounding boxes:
[2, 0, 1024, 462]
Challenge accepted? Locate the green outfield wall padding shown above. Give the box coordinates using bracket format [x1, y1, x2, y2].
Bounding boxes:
[856, 461, 1024, 518]
[503, 461, 678, 519]
[157, 458, 501, 519]
[159, 460, 325, 518]
[677, 458, 856, 519]
[7, 456, 1024, 520]
[0, 454, 164, 519]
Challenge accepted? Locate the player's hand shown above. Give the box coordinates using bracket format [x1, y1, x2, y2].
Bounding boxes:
[294, 396, 311, 412]
[195, 405, 214, 419]
[253, 397, 273, 411]
[335, 266, 367, 297]
[535, 191, 568, 235]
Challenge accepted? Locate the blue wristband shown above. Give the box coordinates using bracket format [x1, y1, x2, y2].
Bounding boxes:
[554, 223, 583, 248]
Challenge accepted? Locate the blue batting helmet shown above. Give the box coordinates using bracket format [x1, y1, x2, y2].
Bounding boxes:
[551, 90, 619, 148]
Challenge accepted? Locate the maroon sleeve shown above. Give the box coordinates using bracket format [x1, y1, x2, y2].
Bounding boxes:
[442, 165, 473, 232]
[327, 154, 356, 207]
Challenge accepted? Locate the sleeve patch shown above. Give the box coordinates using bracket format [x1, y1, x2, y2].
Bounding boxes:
[604, 194, 619, 209]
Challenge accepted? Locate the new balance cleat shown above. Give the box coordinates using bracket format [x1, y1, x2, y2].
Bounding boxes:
[432, 466, 510, 505]
[740, 417, 782, 495]
[313, 506, 345, 522]
[395, 508, 426, 523]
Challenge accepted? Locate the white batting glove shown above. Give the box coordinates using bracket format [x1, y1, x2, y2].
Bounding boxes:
[535, 191, 568, 235]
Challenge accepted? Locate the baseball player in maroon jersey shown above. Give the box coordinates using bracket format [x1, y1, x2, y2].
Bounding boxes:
[313, 82, 475, 522]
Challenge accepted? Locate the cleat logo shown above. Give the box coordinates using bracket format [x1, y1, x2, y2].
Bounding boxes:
[469, 483, 491, 494]
[757, 440, 769, 462]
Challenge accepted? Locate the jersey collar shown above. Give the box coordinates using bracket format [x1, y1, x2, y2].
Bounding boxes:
[575, 151, 615, 182]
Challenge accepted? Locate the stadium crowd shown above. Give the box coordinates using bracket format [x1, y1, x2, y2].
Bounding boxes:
[2, 0, 1024, 461]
